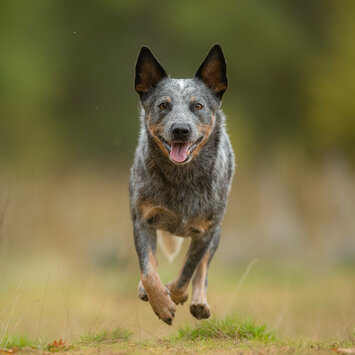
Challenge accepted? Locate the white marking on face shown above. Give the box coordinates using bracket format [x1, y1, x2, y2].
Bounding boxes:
[178, 79, 185, 90]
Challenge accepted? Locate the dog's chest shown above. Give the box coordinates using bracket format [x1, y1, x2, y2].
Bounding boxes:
[139, 201, 214, 237]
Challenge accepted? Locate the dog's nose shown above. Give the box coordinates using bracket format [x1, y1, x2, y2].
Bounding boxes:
[172, 123, 190, 140]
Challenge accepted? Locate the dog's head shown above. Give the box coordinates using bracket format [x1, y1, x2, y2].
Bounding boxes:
[135, 45, 227, 165]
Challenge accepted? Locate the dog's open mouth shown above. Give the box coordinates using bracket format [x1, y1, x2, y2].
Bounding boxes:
[159, 136, 203, 163]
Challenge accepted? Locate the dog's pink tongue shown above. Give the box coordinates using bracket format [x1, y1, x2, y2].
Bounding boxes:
[170, 143, 189, 162]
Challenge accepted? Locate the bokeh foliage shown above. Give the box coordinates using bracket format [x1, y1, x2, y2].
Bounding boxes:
[0, 0, 354, 171]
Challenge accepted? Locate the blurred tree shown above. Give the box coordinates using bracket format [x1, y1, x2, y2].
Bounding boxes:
[0, 0, 354, 171]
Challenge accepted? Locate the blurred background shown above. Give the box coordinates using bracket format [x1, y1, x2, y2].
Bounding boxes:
[0, 0, 354, 343]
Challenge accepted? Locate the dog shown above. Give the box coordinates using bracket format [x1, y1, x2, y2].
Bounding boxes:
[130, 44, 235, 325]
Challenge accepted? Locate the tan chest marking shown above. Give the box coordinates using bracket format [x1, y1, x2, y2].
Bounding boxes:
[140, 201, 213, 236]
[140, 201, 179, 226]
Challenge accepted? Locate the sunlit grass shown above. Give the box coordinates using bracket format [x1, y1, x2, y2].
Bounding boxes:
[75, 327, 132, 346]
[0, 328, 132, 351]
[1, 325, 354, 354]
[0, 334, 41, 350]
[175, 316, 276, 343]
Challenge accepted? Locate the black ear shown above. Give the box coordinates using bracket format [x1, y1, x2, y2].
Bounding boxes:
[195, 44, 227, 98]
[135, 46, 167, 97]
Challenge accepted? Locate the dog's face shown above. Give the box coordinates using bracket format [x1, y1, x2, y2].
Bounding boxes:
[135, 45, 228, 165]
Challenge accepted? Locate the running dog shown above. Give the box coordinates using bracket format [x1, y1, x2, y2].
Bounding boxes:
[130, 44, 235, 325]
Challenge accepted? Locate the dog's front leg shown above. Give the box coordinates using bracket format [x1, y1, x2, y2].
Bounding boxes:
[133, 220, 176, 325]
[167, 227, 220, 316]
[190, 229, 220, 319]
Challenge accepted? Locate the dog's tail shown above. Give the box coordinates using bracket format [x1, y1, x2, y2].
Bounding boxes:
[157, 229, 184, 263]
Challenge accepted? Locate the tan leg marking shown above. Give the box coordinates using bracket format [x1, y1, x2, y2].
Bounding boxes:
[167, 256, 189, 305]
[140, 249, 176, 325]
[188, 218, 213, 235]
[190, 251, 211, 319]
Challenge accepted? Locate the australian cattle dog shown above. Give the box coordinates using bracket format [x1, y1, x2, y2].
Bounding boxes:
[130, 44, 235, 325]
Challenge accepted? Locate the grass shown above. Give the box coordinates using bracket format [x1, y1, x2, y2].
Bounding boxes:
[0, 265, 354, 354]
[0, 327, 132, 352]
[75, 327, 132, 346]
[0, 318, 353, 354]
[175, 317, 275, 343]
[0, 334, 41, 350]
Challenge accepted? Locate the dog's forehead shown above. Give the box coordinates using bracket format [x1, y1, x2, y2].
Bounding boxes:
[169, 79, 195, 92]
[158, 78, 204, 99]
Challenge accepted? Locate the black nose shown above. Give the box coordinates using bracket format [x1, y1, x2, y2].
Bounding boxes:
[172, 123, 190, 140]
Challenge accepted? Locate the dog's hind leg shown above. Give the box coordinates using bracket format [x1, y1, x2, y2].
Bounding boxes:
[133, 220, 176, 325]
[166, 255, 190, 305]
[190, 231, 220, 319]
[167, 227, 220, 313]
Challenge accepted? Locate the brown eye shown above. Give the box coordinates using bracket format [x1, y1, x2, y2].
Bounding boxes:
[195, 103, 203, 110]
[158, 102, 167, 110]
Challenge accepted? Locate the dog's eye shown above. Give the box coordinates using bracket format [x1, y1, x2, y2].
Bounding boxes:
[195, 103, 203, 110]
[158, 102, 168, 110]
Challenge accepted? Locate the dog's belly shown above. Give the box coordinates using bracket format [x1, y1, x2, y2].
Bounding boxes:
[140, 201, 213, 237]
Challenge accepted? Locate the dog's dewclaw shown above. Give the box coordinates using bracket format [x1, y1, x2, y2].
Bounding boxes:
[137, 281, 148, 301]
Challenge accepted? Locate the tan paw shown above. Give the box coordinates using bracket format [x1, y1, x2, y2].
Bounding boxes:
[190, 302, 211, 320]
[146, 287, 176, 325]
[137, 281, 148, 301]
[167, 282, 188, 305]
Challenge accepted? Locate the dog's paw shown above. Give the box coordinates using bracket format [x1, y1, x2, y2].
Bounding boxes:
[190, 302, 211, 320]
[167, 282, 188, 305]
[137, 281, 148, 301]
[147, 287, 176, 325]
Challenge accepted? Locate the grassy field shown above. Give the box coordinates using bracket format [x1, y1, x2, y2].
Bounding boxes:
[0, 315, 354, 354]
[0, 169, 354, 353]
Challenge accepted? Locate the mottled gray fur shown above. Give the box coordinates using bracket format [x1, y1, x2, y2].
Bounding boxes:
[130, 45, 235, 324]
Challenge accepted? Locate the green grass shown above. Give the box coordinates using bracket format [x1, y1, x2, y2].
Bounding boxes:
[0, 327, 131, 351]
[175, 316, 276, 343]
[0, 319, 354, 354]
[0, 334, 41, 349]
[75, 327, 132, 346]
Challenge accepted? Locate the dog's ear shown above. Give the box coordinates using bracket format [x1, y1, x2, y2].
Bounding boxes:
[195, 44, 227, 99]
[135, 46, 167, 97]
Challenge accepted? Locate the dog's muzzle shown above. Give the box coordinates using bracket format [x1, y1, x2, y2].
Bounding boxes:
[159, 136, 203, 164]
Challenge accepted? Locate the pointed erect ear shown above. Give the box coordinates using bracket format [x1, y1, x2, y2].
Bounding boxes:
[135, 46, 167, 97]
[195, 44, 228, 99]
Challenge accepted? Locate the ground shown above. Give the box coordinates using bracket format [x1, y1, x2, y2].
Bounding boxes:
[0, 171, 354, 354]
[0, 259, 353, 354]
